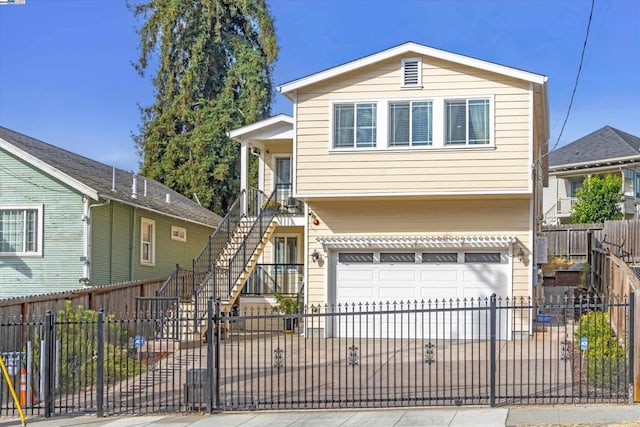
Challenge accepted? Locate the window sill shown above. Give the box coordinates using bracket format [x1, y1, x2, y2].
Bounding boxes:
[0, 252, 43, 257]
[329, 145, 496, 154]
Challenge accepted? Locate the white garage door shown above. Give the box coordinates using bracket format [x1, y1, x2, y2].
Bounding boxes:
[333, 251, 511, 339]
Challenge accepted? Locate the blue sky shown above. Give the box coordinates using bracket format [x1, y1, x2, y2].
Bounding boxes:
[1, 0, 639, 172]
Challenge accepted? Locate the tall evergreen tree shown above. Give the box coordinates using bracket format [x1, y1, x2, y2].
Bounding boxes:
[130, 0, 278, 215]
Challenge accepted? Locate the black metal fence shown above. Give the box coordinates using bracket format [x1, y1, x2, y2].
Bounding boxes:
[0, 294, 634, 419]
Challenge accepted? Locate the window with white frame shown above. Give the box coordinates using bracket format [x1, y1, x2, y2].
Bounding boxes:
[141, 217, 155, 265]
[636, 171, 640, 198]
[171, 225, 187, 242]
[445, 98, 490, 145]
[0, 206, 42, 256]
[389, 101, 433, 146]
[333, 103, 377, 148]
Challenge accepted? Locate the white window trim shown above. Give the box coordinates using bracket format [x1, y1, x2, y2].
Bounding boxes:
[443, 96, 495, 147]
[0, 204, 43, 257]
[140, 217, 156, 266]
[401, 57, 423, 88]
[329, 100, 379, 151]
[171, 225, 187, 242]
[329, 95, 495, 152]
[387, 98, 435, 148]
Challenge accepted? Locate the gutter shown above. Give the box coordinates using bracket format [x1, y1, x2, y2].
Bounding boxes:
[81, 197, 111, 286]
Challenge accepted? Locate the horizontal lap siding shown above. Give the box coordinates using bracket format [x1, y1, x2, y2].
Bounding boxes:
[306, 198, 531, 306]
[295, 55, 531, 196]
[0, 149, 84, 298]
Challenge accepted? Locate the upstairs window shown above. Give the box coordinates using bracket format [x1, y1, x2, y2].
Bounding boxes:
[570, 177, 584, 198]
[401, 58, 422, 87]
[0, 206, 42, 256]
[445, 98, 490, 145]
[333, 103, 377, 149]
[389, 101, 433, 147]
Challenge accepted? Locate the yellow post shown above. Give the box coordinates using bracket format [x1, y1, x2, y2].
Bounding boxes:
[0, 354, 26, 426]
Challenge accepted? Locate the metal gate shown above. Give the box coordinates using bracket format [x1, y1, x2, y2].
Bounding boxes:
[0, 294, 634, 419]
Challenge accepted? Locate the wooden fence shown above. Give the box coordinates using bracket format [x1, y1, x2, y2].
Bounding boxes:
[590, 249, 640, 402]
[543, 219, 640, 261]
[0, 277, 166, 320]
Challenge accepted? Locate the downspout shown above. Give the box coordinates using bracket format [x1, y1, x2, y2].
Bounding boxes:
[82, 197, 111, 286]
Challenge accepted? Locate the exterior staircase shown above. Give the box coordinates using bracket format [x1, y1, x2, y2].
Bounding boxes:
[154, 187, 284, 342]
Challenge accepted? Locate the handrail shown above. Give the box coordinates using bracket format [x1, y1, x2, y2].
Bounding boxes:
[226, 187, 281, 300]
[243, 263, 304, 295]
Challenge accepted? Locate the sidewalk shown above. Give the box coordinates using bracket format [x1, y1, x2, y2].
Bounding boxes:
[1, 405, 639, 427]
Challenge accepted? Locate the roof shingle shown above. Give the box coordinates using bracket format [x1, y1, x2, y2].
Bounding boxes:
[0, 126, 222, 228]
[549, 126, 640, 167]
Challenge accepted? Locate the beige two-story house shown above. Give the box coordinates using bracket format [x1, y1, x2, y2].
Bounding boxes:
[228, 42, 549, 339]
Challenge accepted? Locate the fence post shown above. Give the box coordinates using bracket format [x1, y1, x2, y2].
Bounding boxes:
[43, 311, 54, 418]
[632, 291, 640, 403]
[215, 299, 221, 410]
[96, 309, 105, 416]
[489, 294, 497, 407]
[206, 298, 213, 413]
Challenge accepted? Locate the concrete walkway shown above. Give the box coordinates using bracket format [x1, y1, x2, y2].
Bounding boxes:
[2, 405, 639, 427]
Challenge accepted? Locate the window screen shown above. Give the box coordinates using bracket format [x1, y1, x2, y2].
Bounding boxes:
[422, 252, 458, 263]
[380, 252, 415, 263]
[338, 253, 374, 263]
[464, 252, 502, 263]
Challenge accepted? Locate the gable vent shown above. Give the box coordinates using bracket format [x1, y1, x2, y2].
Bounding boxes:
[402, 58, 421, 87]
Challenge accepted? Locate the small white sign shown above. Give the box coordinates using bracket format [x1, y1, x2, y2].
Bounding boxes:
[0, 0, 26, 5]
[580, 337, 588, 351]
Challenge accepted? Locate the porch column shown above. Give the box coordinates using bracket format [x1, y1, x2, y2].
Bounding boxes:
[240, 140, 249, 215]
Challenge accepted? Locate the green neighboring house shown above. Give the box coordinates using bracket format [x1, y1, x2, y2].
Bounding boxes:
[0, 127, 222, 299]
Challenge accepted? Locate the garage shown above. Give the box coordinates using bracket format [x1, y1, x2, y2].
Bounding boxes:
[319, 236, 515, 340]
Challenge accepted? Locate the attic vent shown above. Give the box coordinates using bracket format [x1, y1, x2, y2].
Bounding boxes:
[401, 58, 421, 87]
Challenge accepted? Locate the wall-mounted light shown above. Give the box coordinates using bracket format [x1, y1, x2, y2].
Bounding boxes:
[311, 249, 320, 262]
[517, 247, 525, 262]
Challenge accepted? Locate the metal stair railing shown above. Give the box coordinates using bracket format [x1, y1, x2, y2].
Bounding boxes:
[226, 187, 282, 302]
[192, 187, 265, 316]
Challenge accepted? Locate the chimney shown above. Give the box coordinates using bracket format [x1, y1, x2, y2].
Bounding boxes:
[131, 175, 138, 199]
[144, 179, 147, 197]
[111, 167, 116, 192]
[165, 193, 170, 203]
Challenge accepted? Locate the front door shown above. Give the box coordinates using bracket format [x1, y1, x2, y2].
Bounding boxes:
[275, 236, 298, 294]
[275, 157, 292, 205]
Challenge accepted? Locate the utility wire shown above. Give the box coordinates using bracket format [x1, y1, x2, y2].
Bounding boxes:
[547, 0, 596, 155]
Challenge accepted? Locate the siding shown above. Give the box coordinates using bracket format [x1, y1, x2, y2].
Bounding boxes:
[306, 198, 531, 306]
[90, 202, 216, 285]
[295, 54, 532, 196]
[0, 149, 85, 298]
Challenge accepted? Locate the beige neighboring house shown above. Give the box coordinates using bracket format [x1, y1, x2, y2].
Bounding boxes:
[543, 126, 640, 225]
[228, 42, 550, 339]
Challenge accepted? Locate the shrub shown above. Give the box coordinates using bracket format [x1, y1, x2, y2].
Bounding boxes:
[31, 301, 145, 394]
[575, 311, 626, 388]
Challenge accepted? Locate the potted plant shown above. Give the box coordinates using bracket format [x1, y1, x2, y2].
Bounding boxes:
[274, 292, 298, 332]
[261, 199, 282, 214]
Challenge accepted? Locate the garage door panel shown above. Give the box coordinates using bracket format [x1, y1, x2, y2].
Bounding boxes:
[337, 269, 375, 281]
[380, 287, 415, 300]
[380, 269, 416, 281]
[337, 287, 374, 299]
[420, 269, 457, 282]
[420, 286, 458, 301]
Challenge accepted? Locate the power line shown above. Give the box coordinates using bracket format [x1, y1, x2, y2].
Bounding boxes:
[548, 0, 596, 154]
